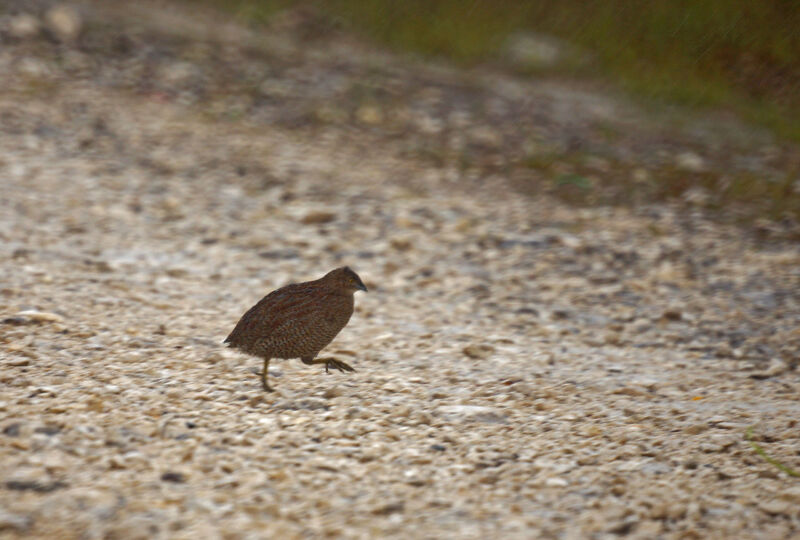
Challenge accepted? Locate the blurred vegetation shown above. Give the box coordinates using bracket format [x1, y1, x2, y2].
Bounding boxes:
[200, 0, 800, 229]
[217, 0, 800, 142]
[517, 151, 800, 229]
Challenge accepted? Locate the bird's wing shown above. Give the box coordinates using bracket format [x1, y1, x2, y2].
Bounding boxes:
[224, 283, 327, 345]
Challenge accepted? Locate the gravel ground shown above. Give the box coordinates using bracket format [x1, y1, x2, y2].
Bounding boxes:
[1, 2, 799, 539]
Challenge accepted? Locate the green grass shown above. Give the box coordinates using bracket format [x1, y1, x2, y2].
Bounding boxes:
[746, 427, 800, 478]
[214, 0, 800, 141]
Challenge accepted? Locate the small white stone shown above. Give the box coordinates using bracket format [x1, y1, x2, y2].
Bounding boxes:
[7, 14, 40, 39]
[44, 4, 82, 43]
[676, 151, 705, 172]
[758, 499, 792, 515]
[544, 477, 568, 487]
[17, 310, 64, 323]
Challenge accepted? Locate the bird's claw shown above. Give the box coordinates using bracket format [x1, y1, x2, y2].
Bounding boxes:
[325, 359, 355, 373]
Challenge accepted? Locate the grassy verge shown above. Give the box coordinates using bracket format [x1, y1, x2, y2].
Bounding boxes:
[202, 0, 800, 229]
[217, 0, 800, 142]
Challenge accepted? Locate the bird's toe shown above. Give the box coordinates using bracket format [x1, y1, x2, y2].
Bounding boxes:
[332, 359, 355, 372]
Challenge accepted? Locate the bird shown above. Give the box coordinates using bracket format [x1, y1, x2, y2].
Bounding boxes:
[224, 266, 367, 392]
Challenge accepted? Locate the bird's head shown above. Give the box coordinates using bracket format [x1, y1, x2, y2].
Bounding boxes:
[326, 266, 368, 293]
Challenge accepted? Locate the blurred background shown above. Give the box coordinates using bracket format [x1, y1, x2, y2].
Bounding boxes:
[2, 0, 798, 226]
[228, 0, 800, 140]
[214, 0, 800, 226]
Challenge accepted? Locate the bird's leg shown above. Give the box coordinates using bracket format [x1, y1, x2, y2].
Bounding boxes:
[261, 358, 273, 392]
[310, 356, 355, 374]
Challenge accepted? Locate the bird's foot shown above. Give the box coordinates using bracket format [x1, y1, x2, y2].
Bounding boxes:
[321, 358, 355, 374]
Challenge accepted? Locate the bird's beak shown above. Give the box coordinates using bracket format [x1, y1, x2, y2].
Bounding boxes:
[356, 281, 368, 292]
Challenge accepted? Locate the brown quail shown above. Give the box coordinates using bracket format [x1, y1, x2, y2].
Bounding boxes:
[224, 266, 367, 391]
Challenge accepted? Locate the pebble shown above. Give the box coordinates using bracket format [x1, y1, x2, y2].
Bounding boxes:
[437, 405, 507, 424]
[780, 487, 800, 503]
[5, 357, 30, 367]
[462, 344, 495, 359]
[7, 14, 40, 39]
[758, 499, 792, 516]
[161, 471, 187, 483]
[676, 151, 706, 172]
[300, 211, 337, 224]
[15, 310, 65, 323]
[44, 5, 83, 43]
[323, 386, 343, 399]
[0, 509, 32, 532]
[749, 358, 789, 379]
[544, 477, 568, 487]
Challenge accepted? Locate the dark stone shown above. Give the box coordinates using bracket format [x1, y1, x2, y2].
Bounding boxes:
[34, 425, 61, 436]
[5, 480, 67, 493]
[160, 472, 186, 483]
[3, 423, 21, 437]
[258, 249, 299, 260]
[1, 317, 29, 326]
[372, 502, 404, 515]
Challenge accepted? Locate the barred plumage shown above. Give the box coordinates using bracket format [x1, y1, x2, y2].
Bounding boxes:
[225, 266, 367, 391]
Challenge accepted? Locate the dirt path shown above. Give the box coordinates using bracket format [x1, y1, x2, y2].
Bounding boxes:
[1, 2, 799, 538]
